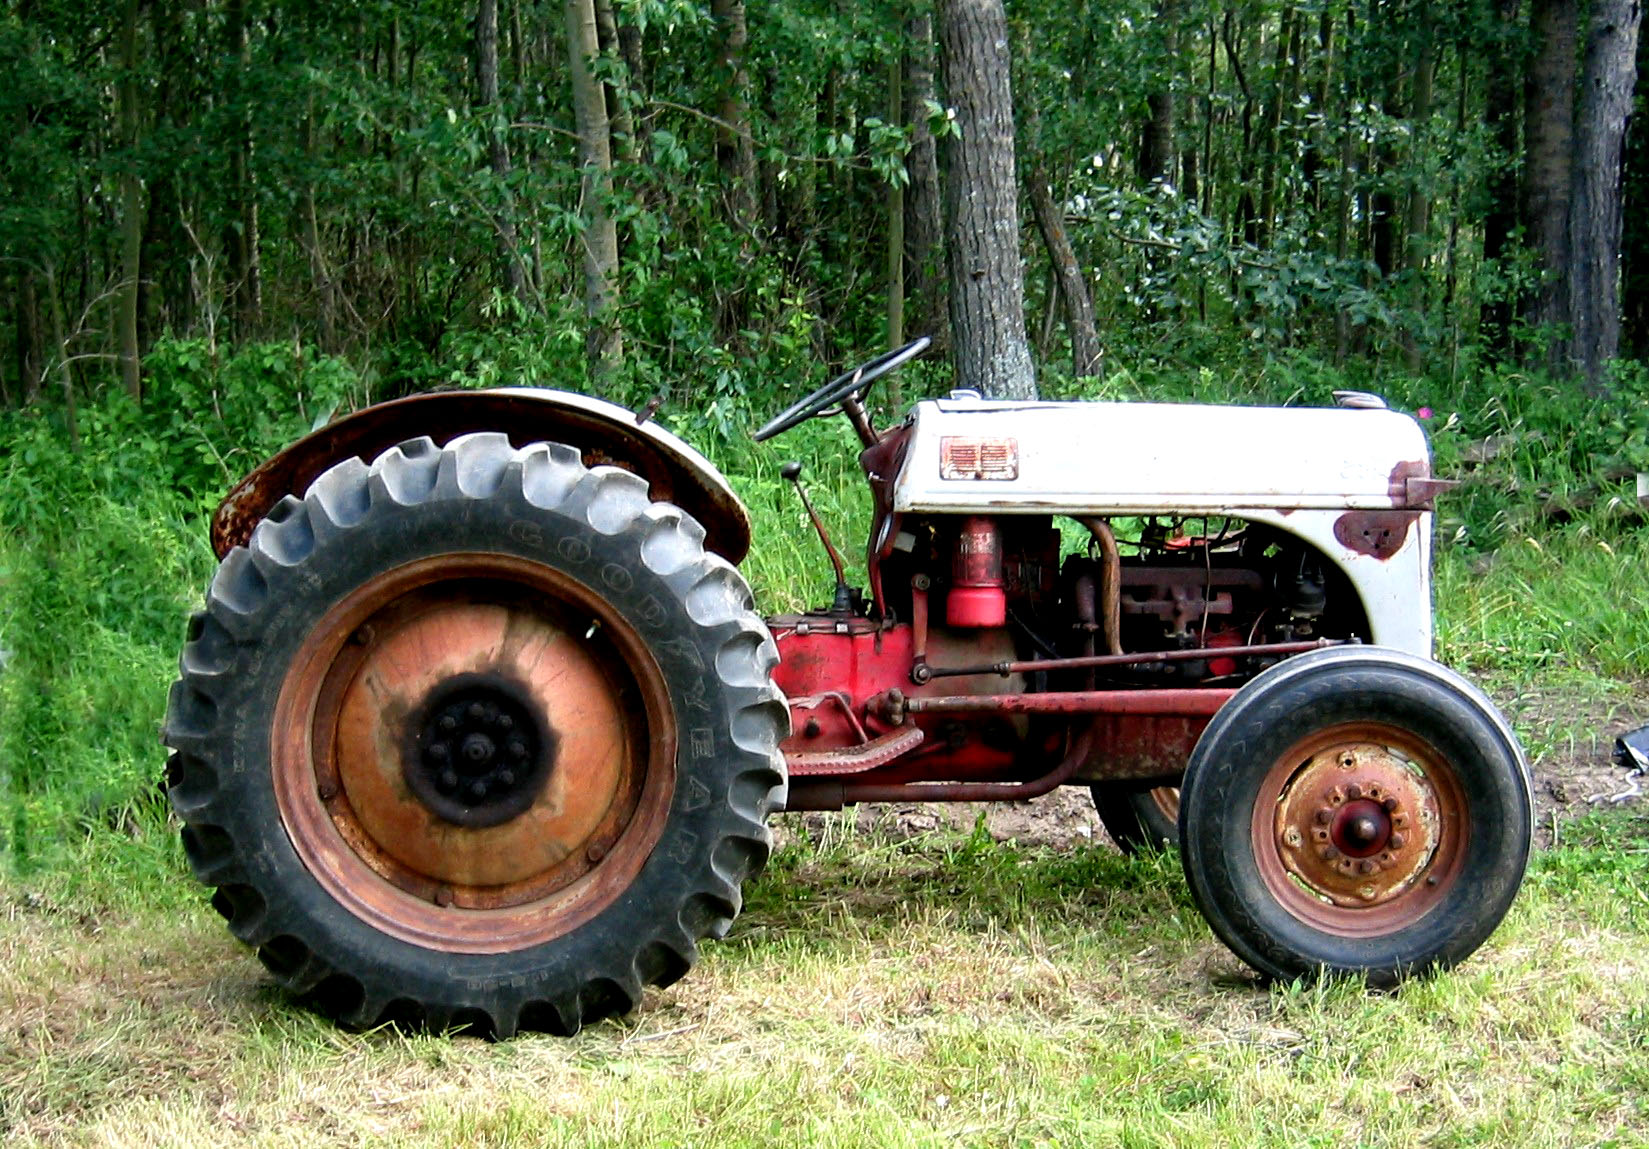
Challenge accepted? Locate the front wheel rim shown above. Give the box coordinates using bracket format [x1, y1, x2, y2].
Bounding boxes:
[271, 553, 677, 955]
[1251, 722, 1466, 938]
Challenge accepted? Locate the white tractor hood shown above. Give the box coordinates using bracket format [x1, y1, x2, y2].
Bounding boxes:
[891, 392, 1432, 515]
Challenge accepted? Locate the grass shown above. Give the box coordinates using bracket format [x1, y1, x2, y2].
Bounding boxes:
[1, 808, 1646, 1146]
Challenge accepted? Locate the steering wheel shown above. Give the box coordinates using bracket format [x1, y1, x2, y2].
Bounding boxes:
[752, 336, 932, 442]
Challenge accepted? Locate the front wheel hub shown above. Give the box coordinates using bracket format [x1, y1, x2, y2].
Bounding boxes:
[1266, 730, 1460, 920]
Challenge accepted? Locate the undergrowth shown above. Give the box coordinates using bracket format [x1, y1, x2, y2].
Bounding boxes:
[2, 338, 1648, 863]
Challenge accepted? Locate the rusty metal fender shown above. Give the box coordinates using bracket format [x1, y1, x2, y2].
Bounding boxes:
[210, 388, 752, 564]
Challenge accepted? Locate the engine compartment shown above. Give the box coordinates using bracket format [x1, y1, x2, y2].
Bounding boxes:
[771, 509, 1373, 804]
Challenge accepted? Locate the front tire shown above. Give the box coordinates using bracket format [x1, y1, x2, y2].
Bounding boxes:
[163, 433, 788, 1036]
[1178, 646, 1531, 986]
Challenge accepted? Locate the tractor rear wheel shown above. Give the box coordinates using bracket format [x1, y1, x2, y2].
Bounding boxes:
[1091, 784, 1180, 855]
[163, 434, 787, 1036]
[1178, 646, 1531, 986]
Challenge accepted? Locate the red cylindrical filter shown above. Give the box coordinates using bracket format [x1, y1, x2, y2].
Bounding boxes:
[947, 516, 1007, 627]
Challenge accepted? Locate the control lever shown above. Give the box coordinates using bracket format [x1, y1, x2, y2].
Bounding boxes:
[781, 461, 855, 614]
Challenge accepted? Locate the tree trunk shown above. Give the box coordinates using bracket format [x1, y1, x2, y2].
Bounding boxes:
[1621, 25, 1649, 355]
[43, 264, 78, 453]
[1139, 0, 1180, 188]
[937, 0, 1035, 399]
[1524, 0, 1579, 340]
[225, 0, 262, 336]
[593, 0, 639, 165]
[1026, 163, 1102, 378]
[904, 8, 948, 355]
[478, 0, 528, 303]
[17, 270, 42, 404]
[116, 0, 143, 400]
[303, 101, 339, 352]
[1567, 0, 1643, 392]
[1400, 0, 1436, 370]
[887, 49, 906, 357]
[1481, 0, 1524, 353]
[565, 0, 623, 383]
[711, 0, 758, 234]
[1256, 7, 1295, 246]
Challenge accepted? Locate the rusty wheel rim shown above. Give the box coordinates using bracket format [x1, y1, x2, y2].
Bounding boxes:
[272, 554, 677, 955]
[1252, 722, 1466, 938]
[1148, 786, 1181, 827]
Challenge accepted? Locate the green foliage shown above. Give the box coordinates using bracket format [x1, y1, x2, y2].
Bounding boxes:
[0, 341, 364, 868]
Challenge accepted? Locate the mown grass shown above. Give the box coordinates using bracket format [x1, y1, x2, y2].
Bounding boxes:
[1, 807, 1646, 1146]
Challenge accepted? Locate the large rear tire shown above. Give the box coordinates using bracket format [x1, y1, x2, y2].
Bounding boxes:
[1178, 646, 1531, 986]
[1091, 784, 1180, 855]
[163, 433, 787, 1036]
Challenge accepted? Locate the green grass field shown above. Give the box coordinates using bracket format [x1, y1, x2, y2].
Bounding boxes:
[1, 805, 1646, 1146]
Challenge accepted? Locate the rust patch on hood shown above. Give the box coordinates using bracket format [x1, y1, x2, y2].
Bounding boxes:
[1334, 511, 1419, 560]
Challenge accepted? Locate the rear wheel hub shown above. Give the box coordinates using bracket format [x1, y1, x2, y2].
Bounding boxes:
[406, 675, 553, 828]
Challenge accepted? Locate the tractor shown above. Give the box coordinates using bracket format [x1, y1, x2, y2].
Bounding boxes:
[163, 338, 1532, 1037]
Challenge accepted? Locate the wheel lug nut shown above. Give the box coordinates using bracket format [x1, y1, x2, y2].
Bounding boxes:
[471, 780, 488, 798]
[1358, 858, 1378, 875]
[429, 743, 449, 761]
[1319, 845, 1340, 861]
[497, 714, 513, 730]
[440, 769, 458, 790]
[509, 741, 527, 759]
[1383, 797, 1399, 813]
[468, 702, 486, 720]
[1345, 783, 1363, 800]
[1314, 808, 1333, 825]
[1388, 833, 1405, 850]
[439, 715, 457, 732]
[499, 769, 515, 786]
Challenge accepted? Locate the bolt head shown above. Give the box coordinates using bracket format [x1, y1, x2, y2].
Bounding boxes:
[1387, 833, 1406, 850]
[1345, 783, 1363, 801]
[1382, 796, 1400, 813]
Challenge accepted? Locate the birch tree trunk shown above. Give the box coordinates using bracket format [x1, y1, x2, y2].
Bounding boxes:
[565, 0, 623, 383]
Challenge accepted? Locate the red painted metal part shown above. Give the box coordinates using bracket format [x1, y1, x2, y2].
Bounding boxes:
[947, 516, 1007, 627]
[925, 638, 1339, 680]
[771, 619, 1024, 779]
[785, 731, 1093, 811]
[210, 390, 752, 563]
[903, 688, 1236, 716]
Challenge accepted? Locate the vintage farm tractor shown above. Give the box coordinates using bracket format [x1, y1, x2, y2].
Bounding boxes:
[163, 338, 1532, 1036]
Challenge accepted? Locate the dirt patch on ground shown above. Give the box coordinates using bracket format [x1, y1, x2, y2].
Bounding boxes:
[774, 683, 1649, 853]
